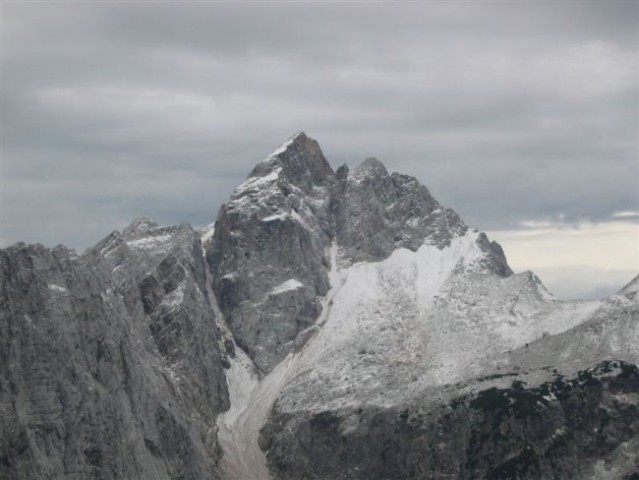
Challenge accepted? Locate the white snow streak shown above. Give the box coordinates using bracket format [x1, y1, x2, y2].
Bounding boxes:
[126, 234, 172, 250]
[201, 224, 215, 243]
[235, 168, 281, 196]
[160, 283, 185, 310]
[269, 279, 304, 295]
[261, 213, 287, 223]
[48, 284, 68, 293]
[266, 134, 298, 159]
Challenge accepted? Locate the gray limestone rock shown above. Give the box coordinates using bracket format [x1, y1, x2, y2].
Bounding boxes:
[332, 157, 469, 263]
[0, 219, 229, 480]
[206, 133, 334, 374]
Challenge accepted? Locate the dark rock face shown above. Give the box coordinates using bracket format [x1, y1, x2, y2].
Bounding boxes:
[0, 220, 229, 480]
[476, 232, 513, 278]
[333, 158, 469, 263]
[206, 133, 335, 374]
[206, 133, 511, 374]
[261, 361, 639, 480]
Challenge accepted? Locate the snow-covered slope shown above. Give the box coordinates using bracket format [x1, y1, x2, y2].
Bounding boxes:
[275, 236, 603, 414]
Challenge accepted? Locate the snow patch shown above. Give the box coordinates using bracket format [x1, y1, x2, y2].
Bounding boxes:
[201, 224, 215, 243]
[267, 230, 604, 413]
[221, 271, 239, 281]
[261, 213, 288, 223]
[126, 234, 172, 250]
[161, 283, 185, 310]
[235, 168, 281, 196]
[48, 284, 68, 293]
[291, 209, 312, 231]
[270, 279, 305, 295]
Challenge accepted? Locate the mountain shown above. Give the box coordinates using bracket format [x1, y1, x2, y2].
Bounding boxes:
[1, 133, 637, 479]
[0, 220, 230, 479]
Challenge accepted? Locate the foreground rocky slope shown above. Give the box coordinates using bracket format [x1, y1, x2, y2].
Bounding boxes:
[262, 360, 639, 479]
[1, 132, 637, 479]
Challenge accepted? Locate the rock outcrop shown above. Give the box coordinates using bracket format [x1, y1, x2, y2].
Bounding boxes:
[0, 219, 229, 479]
[206, 133, 335, 375]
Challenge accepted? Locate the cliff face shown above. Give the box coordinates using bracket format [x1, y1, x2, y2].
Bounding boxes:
[0, 220, 229, 479]
[206, 133, 335, 375]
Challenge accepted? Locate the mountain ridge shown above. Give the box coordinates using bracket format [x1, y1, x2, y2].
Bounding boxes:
[1, 133, 637, 480]
[206, 131, 514, 375]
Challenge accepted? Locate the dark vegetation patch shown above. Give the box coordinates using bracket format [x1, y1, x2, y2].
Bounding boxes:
[484, 444, 540, 480]
[469, 360, 638, 419]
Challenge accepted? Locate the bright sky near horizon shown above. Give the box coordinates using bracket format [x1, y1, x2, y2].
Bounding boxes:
[1, 2, 637, 300]
[488, 220, 637, 300]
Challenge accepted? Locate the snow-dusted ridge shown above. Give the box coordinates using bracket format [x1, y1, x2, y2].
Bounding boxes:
[235, 167, 281, 197]
[215, 228, 605, 478]
[265, 131, 304, 160]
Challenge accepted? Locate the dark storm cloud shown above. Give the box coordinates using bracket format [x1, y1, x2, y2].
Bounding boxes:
[1, 1, 637, 250]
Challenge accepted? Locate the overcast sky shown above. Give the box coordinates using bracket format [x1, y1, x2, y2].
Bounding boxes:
[1, 1, 637, 299]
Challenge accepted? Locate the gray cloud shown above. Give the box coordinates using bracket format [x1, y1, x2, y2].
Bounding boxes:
[1, 1, 637, 257]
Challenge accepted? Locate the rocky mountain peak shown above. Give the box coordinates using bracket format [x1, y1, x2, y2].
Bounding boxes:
[123, 215, 159, 236]
[206, 133, 515, 374]
[352, 157, 389, 178]
[248, 131, 334, 190]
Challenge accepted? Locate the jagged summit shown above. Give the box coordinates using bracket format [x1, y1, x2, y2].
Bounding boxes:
[123, 215, 159, 235]
[269, 130, 310, 157]
[248, 131, 333, 189]
[206, 133, 513, 373]
[352, 157, 389, 177]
